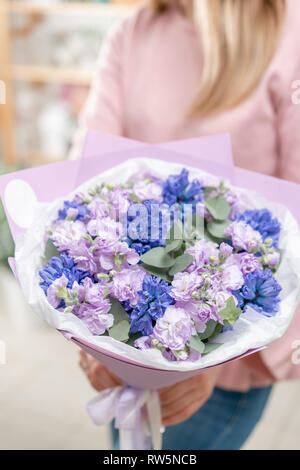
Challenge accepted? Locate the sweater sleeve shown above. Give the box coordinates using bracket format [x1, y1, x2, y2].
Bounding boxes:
[69, 20, 126, 160]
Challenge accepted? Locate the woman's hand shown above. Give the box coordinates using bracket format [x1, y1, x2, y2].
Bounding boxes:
[79, 350, 123, 391]
[159, 367, 221, 427]
[79, 350, 221, 427]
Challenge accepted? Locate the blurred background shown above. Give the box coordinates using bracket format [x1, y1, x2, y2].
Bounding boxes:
[0, 0, 300, 450]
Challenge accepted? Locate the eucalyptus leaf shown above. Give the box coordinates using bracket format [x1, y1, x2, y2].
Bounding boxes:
[140, 247, 176, 269]
[165, 239, 182, 253]
[198, 320, 217, 340]
[109, 320, 130, 342]
[207, 219, 231, 239]
[189, 335, 205, 354]
[209, 323, 224, 340]
[109, 298, 129, 324]
[44, 238, 60, 262]
[166, 220, 183, 244]
[205, 195, 231, 221]
[141, 264, 171, 282]
[203, 342, 223, 355]
[168, 253, 194, 276]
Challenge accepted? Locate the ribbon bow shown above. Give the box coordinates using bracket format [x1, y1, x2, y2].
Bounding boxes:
[87, 386, 162, 450]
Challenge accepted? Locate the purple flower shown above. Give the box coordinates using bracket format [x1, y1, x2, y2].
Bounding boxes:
[225, 221, 263, 252]
[58, 199, 90, 222]
[221, 257, 244, 291]
[87, 197, 110, 219]
[183, 301, 212, 333]
[132, 181, 163, 202]
[111, 266, 146, 306]
[234, 269, 282, 316]
[185, 239, 219, 273]
[108, 187, 130, 217]
[76, 305, 114, 335]
[171, 272, 203, 302]
[162, 169, 204, 206]
[50, 220, 87, 252]
[219, 242, 233, 259]
[134, 336, 152, 350]
[235, 209, 281, 247]
[87, 217, 122, 240]
[46, 274, 69, 308]
[98, 241, 139, 272]
[266, 252, 281, 269]
[129, 275, 175, 336]
[68, 239, 100, 275]
[235, 252, 260, 275]
[153, 306, 193, 350]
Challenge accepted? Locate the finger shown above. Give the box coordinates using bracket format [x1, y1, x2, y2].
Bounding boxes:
[162, 398, 205, 427]
[159, 375, 205, 406]
[161, 388, 206, 420]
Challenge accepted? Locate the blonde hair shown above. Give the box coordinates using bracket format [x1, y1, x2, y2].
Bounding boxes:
[150, 0, 286, 116]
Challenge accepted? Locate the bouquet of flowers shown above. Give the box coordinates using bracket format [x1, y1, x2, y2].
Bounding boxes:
[39, 167, 283, 363]
[1, 133, 300, 450]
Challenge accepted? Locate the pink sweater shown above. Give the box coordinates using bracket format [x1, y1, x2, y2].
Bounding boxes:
[71, 1, 300, 391]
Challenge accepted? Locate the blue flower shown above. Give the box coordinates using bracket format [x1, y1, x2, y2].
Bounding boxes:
[58, 199, 90, 222]
[124, 200, 167, 255]
[235, 209, 281, 247]
[39, 253, 90, 294]
[233, 269, 282, 316]
[128, 274, 175, 335]
[162, 169, 204, 207]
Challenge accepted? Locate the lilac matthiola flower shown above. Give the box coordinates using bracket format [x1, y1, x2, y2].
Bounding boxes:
[235, 252, 260, 275]
[50, 220, 87, 252]
[76, 305, 114, 335]
[185, 239, 219, 273]
[132, 181, 163, 203]
[183, 301, 212, 333]
[87, 197, 110, 219]
[219, 242, 233, 259]
[108, 187, 130, 217]
[134, 336, 152, 350]
[47, 274, 69, 308]
[267, 252, 280, 268]
[111, 266, 145, 306]
[235, 209, 281, 247]
[99, 241, 139, 272]
[171, 272, 203, 302]
[225, 221, 263, 253]
[153, 306, 193, 350]
[221, 257, 244, 291]
[87, 217, 122, 240]
[68, 239, 100, 275]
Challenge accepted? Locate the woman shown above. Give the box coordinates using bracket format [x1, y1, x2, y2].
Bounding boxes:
[72, 0, 300, 450]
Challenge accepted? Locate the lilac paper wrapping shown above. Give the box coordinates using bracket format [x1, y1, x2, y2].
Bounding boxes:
[1, 132, 300, 391]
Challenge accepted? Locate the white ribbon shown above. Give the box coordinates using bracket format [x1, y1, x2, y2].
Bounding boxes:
[86, 386, 162, 450]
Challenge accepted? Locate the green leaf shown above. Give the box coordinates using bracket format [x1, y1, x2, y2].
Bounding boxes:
[209, 323, 224, 340]
[166, 220, 183, 243]
[219, 296, 242, 327]
[168, 253, 194, 276]
[205, 195, 231, 221]
[141, 264, 171, 282]
[183, 213, 205, 241]
[109, 298, 129, 324]
[189, 335, 205, 354]
[44, 238, 60, 262]
[165, 239, 182, 253]
[126, 332, 142, 347]
[109, 320, 130, 342]
[140, 247, 176, 269]
[203, 342, 223, 355]
[198, 320, 217, 340]
[207, 219, 231, 239]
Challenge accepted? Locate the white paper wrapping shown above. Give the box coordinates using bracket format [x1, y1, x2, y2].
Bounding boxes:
[15, 158, 300, 371]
